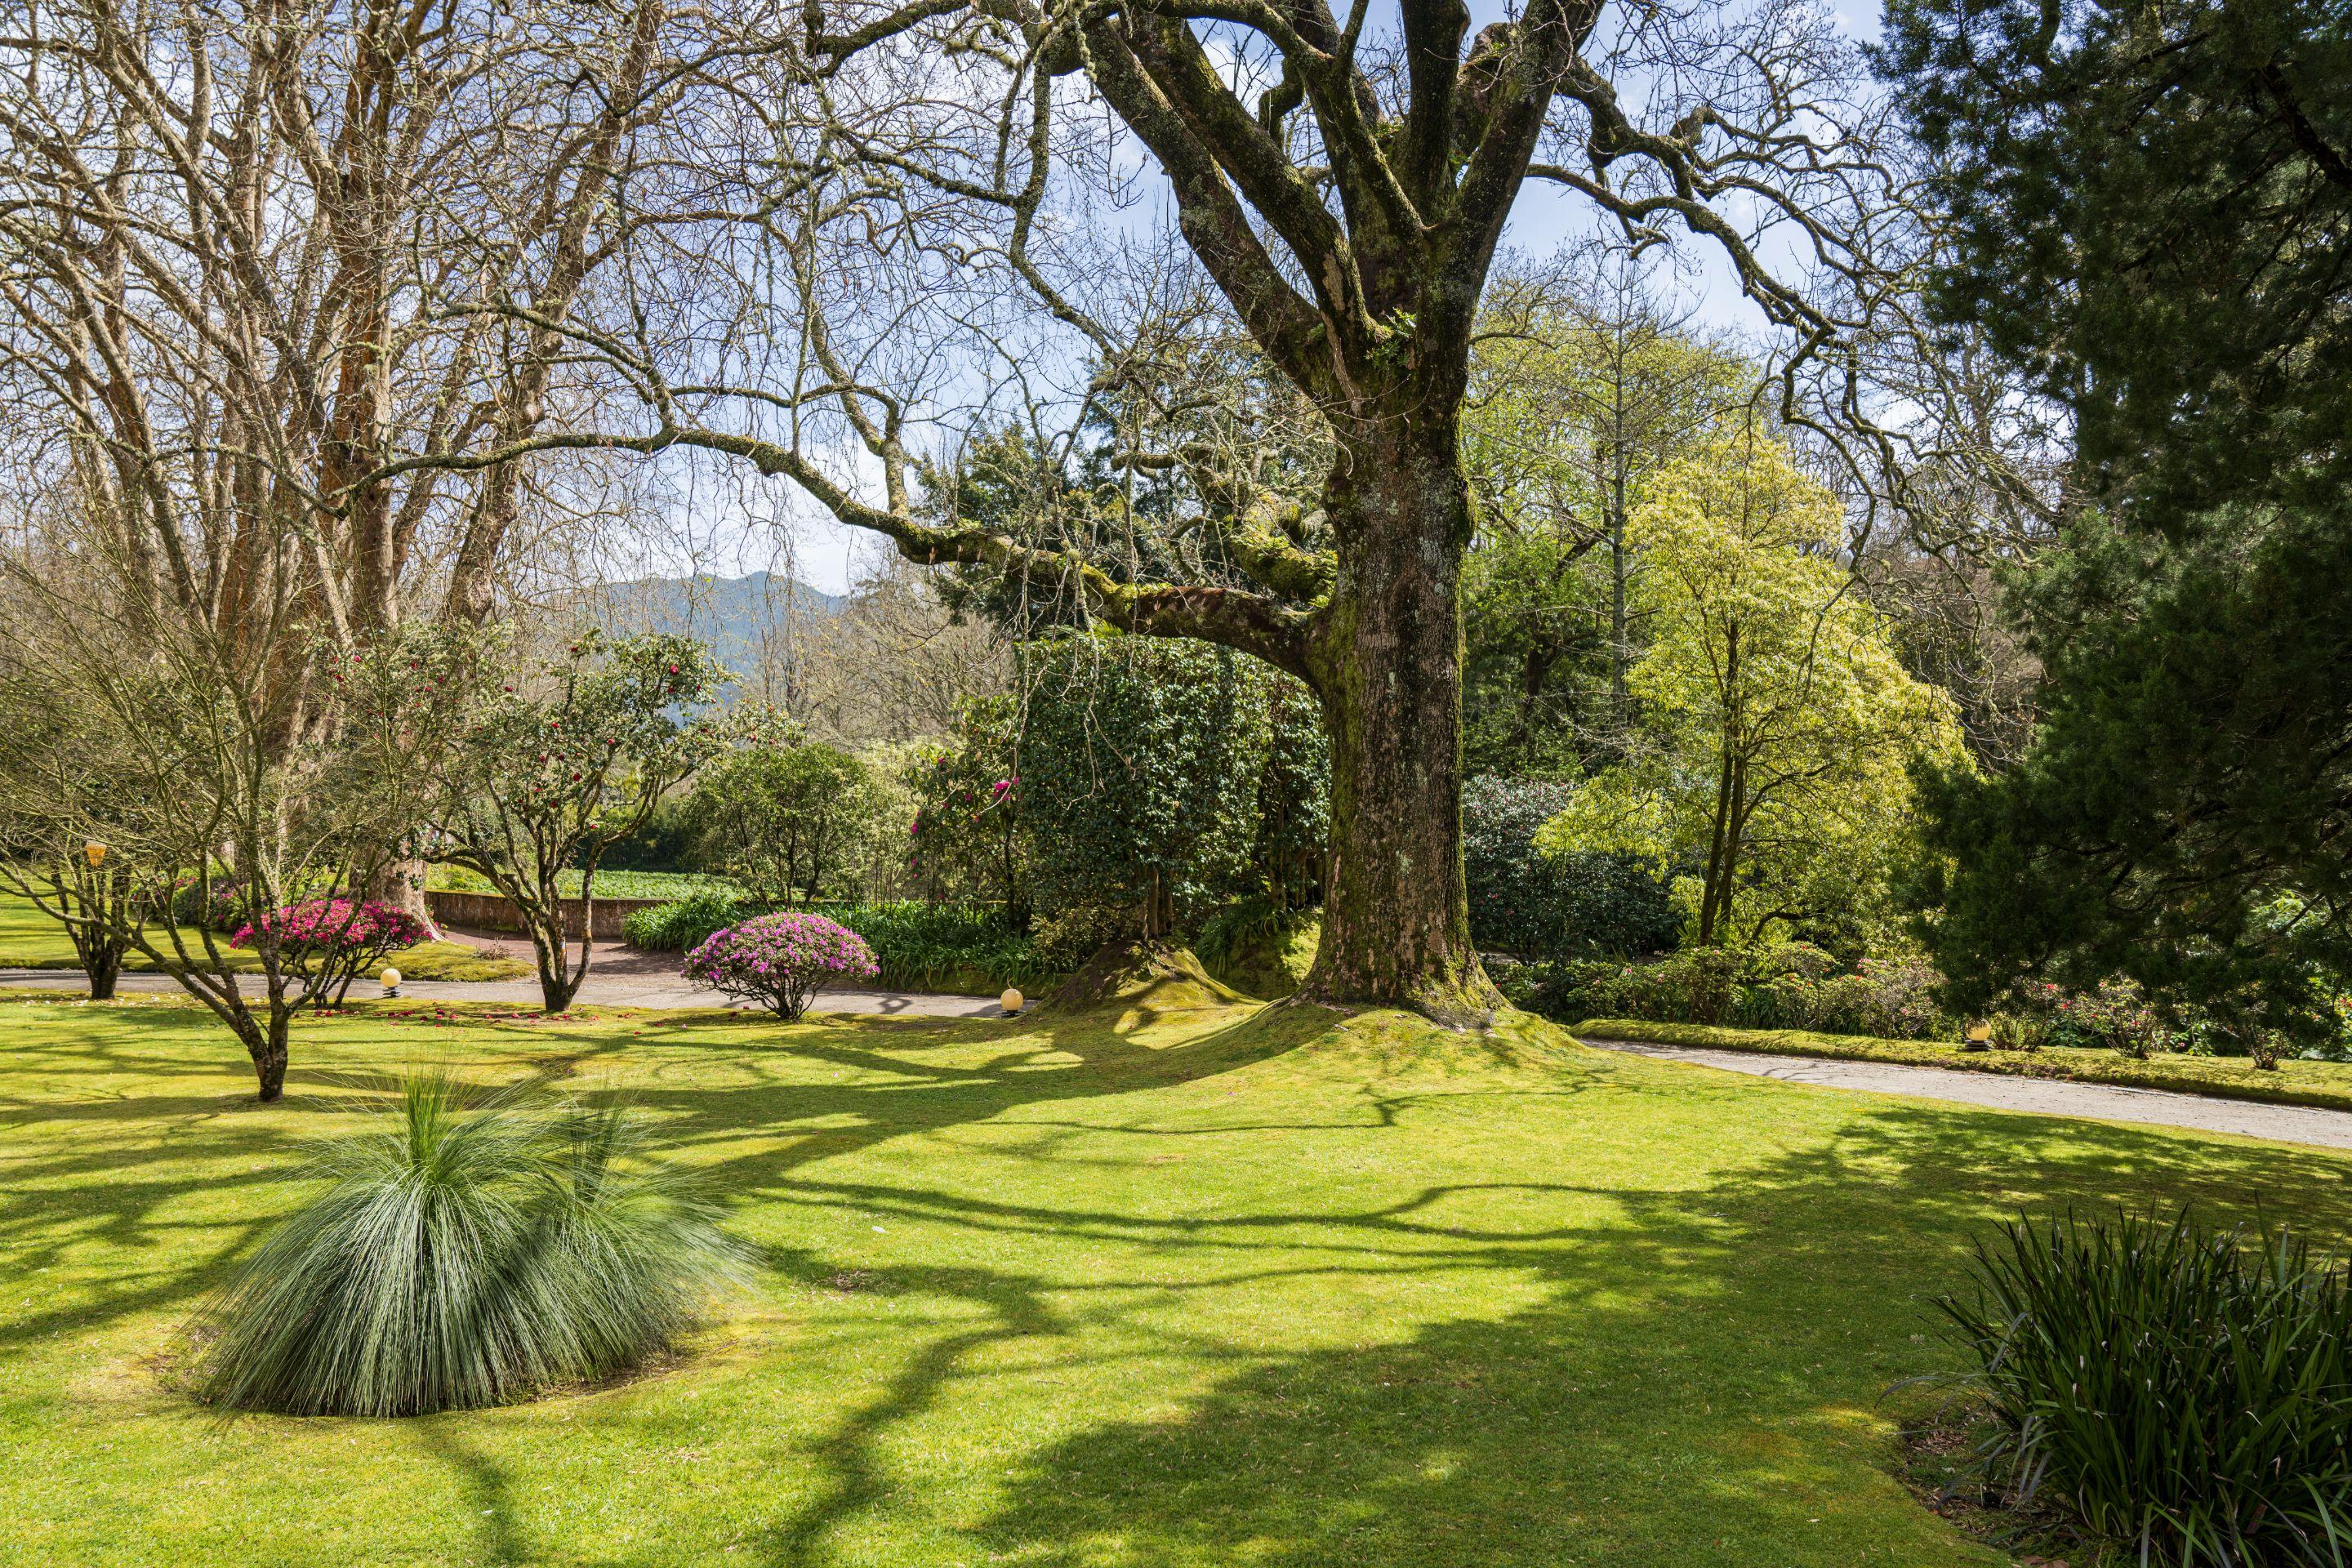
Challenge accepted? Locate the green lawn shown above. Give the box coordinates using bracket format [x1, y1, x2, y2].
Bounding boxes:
[1579, 1016, 2352, 1116]
[0, 893, 530, 983]
[6, 995, 2350, 1566]
[428, 866, 741, 900]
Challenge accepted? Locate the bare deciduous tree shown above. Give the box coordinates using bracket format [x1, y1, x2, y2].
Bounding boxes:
[0, 0, 671, 1086]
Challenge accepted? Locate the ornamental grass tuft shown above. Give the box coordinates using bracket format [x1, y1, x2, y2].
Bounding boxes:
[183, 1071, 744, 1417]
[1936, 1209, 2352, 1566]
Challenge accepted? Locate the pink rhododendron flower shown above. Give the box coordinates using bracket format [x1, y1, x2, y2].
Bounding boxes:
[680, 913, 879, 1022]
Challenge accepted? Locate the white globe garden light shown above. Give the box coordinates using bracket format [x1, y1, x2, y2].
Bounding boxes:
[1000, 988, 1023, 1016]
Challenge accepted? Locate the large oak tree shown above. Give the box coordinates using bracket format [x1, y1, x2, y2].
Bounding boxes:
[502, 0, 1907, 1019]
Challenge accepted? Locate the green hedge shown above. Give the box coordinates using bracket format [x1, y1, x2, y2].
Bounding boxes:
[625, 896, 1056, 996]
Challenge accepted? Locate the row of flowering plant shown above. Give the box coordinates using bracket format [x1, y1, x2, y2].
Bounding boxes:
[681, 913, 878, 1021]
[231, 899, 430, 1009]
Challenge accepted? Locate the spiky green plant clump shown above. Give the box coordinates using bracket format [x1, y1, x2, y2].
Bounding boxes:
[1939, 1209, 2352, 1565]
[185, 1073, 742, 1416]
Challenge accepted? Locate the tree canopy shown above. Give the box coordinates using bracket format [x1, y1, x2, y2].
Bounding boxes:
[1885, 0, 2352, 1035]
[1539, 439, 1967, 951]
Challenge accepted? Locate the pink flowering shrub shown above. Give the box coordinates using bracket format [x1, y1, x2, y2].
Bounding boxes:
[230, 898, 429, 956]
[682, 912, 879, 1021]
[232, 899, 431, 1008]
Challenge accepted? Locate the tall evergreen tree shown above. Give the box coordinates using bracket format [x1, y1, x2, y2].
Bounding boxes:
[1882, 0, 2352, 1038]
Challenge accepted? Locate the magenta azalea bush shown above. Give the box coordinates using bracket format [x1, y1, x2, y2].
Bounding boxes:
[231, 898, 432, 1008]
[231, 898, 429, 956]
[682, 912, 879, 1021]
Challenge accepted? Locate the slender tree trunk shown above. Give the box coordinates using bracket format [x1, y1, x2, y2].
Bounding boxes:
[1695, 625, 1743, 947]
[1299, 437, 1499, 1024]
[533, 933, 583, 1012]
[532, 911, 586, 1013]
[242, 1009, 291, 1102]
[86, 950, 120, 1001]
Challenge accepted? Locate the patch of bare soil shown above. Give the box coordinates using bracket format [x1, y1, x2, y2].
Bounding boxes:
[1894, 1402, 2087, 1566]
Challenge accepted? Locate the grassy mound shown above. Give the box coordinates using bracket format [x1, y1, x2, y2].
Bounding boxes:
[1196, 910, 1321, 1000]
[1039, 938, 1247, 1022]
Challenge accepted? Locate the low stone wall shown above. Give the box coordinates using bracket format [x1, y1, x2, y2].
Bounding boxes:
[425, 889, 666, 942]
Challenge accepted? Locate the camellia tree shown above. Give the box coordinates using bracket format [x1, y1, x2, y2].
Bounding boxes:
[1021, 634, 1279, 941]
[392, 629, 732, 1012]
[906, 696, 1031, 918]
[1538, 439, 1969, 951]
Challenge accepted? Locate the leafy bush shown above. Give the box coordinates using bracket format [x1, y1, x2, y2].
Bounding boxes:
[686, 742, 887, 904]
[1988, 978, 2179, 1058]
[185, 1073, 742, 1416]
[624, 890, 751, 952]
[905, 696, 1029, 913]
[169, 875, 247, 933]
[682, 912, 880, 1019]
[1937, 1210, 2352, 1565]
[1462, 777, 1677, 959]
[230, 898, 430, 1007]
[811, 901, 1054, 992]
[1520, 945, 1952, 1039]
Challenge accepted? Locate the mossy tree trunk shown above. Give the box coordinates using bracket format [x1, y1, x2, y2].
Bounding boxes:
[1298, 432, 1499, 1023]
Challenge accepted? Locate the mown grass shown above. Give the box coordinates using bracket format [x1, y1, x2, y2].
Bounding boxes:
[429, 866, 740, 900]
[6, 992, 2352, 1566]
[1579, 1017, 2352, 1116]
[0, 893, 530, 983]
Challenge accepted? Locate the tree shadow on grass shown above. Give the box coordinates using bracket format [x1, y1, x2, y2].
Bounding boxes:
[739, 1091, 2352, 1568]
[0, 1000, 1318, 1355]
[16, 996, 2352, 1566]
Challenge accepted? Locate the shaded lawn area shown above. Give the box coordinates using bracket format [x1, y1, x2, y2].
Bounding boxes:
[1580, 1016, 2352, 1116]
[0, 891, 528, 982]
[4, 995, 2350, 1567]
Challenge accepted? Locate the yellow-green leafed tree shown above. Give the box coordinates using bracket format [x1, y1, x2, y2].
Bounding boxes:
[1536, 439, 1968, 950]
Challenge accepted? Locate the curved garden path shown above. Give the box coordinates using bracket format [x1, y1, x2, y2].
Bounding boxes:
[1583, 1036, 2352, 1152]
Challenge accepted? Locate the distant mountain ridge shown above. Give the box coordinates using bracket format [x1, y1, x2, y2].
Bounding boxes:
[586, 570, 844, 687]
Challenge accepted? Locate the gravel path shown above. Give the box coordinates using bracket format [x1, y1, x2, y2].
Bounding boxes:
[1585, 1036, 2352, 1152]
[0, 967, 1005, 1018]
